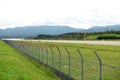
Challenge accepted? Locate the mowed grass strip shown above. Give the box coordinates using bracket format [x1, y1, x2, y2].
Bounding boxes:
[0, 40, 59, 80]
[37, 42, 120, 66]
[29, 41, 120, 80]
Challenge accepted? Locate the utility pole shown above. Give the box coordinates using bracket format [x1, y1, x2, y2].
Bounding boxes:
[84, 32, 86, 41]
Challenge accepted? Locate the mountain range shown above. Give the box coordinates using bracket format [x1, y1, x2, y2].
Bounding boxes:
[0, 25, 120, 38]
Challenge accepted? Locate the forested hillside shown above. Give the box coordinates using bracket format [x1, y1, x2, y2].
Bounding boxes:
[0, 24, 120, 38]
[35, 30, 120, 40]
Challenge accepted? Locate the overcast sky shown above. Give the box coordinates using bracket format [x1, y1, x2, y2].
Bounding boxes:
[0, 0, 120, 29]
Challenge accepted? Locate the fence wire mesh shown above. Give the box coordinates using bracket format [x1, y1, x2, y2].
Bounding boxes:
[3, 40, 120, 80]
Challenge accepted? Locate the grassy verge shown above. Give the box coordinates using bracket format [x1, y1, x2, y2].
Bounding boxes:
[27, 41, 120, 80]
[0, 40, 59, 80]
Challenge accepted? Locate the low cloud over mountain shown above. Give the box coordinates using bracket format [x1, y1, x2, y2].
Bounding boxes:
[0, 25, 120, 38]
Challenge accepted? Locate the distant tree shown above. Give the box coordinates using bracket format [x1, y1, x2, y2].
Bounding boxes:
[97, 34, 120, 40]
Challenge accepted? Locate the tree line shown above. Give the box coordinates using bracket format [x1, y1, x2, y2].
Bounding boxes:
[34, 30, 120, 40]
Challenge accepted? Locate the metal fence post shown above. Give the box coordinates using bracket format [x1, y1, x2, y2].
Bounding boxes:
[49, 45, 54, 68]
[37, 44, 41, 62]
[27, 42, 29, 56]
[32, 43, 35, 58]
[65, 48, 71, 80]
[44, 45, 48, 68]
[35, 43, 39, 60]
[26, 42, 28, 55]
[56, 46, 62, 79]
[30, 42, 33, 58]
[94, 51, 102, 80]
[32, 42, 35, 58]
[77, 49, 84, 80]
[29, 42, 32, 57]
[30, 41, 33, 57]
[24, 42, 27, 54]
[28, 42, 30, 55]
[40, 45, 44, 64]
[34, 43, 37, 59]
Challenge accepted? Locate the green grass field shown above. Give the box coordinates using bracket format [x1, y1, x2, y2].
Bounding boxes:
[26, 41, 120, 80]
[0, 40, 59, 80]
[3, 40, 120, 80]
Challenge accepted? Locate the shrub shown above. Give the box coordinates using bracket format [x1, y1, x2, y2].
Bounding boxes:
[97, 34, 120, 40]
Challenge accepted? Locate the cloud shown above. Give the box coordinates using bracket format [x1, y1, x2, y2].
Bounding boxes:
[0, 0, 120, 29]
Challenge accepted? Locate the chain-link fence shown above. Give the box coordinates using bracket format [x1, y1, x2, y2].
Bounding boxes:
[3, 40, 120, 80]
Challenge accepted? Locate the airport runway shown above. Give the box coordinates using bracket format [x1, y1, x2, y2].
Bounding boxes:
[39, 40, 120, 46]
[2, 38, 120, 46]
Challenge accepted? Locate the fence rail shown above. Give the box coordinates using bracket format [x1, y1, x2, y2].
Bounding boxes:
[3, 40, 120, 80]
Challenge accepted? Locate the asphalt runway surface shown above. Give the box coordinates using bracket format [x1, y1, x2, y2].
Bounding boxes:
[39, 40, 120, 46]
[2, 38, 120, 46]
